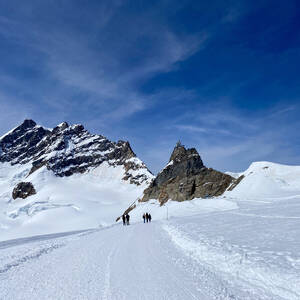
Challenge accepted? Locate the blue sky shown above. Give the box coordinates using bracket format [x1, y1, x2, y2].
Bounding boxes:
[0, 0, 300, 173]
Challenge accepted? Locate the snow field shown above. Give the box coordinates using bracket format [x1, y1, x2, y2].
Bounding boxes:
[0, 222, 270, 300]
[0, 162, 147, 241]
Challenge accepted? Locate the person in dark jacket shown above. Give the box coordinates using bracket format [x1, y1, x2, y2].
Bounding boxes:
[126, 214, 130, 225]
[143, 213, 146, 223]
[148, 214, 152, 222]
[122, 215, 126, 226]
[145, 213, 149, 223]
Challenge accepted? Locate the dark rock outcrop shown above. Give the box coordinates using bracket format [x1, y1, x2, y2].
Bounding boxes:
[227, 175, 245, 191]
[12, 182, 36, 199]
[0, 120, 51, 164]
[141, 142, 234, 204]
[0, 120, 153, 185]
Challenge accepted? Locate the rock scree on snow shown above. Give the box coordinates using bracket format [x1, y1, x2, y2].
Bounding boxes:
[141, 141, 239, 204]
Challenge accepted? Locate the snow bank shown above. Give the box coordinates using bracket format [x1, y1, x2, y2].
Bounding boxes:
[163, 221, 300, 300]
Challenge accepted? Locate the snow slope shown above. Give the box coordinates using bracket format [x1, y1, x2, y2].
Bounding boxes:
[0, 162, 149, 241]
[226, 161, 300, 200]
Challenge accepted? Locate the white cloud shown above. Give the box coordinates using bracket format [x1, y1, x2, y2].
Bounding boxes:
[175, 125, 208, 133]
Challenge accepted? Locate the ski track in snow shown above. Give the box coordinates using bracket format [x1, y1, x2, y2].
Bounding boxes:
[102, 249, 113, 300]
[0, 243, 65, 275]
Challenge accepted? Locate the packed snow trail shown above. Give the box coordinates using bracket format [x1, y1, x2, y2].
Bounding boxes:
[0, 224, 241, 299]
[0, 223, 210, 300]
[0, 220, 294, 300]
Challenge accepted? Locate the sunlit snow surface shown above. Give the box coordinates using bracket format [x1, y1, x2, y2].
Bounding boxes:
[0, 161, 149, 241]
[0, 161, 300, 299]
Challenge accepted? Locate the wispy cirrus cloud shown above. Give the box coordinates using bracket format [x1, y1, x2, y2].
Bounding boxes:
[0, 1, 207, 131]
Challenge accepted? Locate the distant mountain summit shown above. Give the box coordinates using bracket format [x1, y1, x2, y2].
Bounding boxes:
[141, 142, 235, 204]
[0, 119, 153, 185]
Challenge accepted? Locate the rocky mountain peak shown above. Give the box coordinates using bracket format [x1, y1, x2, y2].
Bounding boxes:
[0, 120, 153, 185]
[169, 141, 203, 165]
[21, 119, 37, 129]
[52, 122, 69, 133]
[141, 142, 234, 204]
[0, 119, 40, 144]
[116, 140, 135, 160]
[169, 141, 186, 162]
[0, 120, 51, 163]
[158, 142, 205, 183]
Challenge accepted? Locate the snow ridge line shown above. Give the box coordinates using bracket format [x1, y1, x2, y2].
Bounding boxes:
[162, 224, 300, 300]
[0, 243, 65, 274]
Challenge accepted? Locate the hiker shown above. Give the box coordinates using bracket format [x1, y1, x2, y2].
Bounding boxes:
[122, 215, 126, 226]
[126, 214, 130, 225]
[146, 212, 149, 223]
[148, 213, 152, 222]
[143, 213, 146, 223]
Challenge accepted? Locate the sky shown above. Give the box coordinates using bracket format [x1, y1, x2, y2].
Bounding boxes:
[0, 0, 300, 174]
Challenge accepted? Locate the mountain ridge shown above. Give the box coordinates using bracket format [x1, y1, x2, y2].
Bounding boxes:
[0, 119, 153, 185]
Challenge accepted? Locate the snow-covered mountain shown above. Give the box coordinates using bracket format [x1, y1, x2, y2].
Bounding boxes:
[0, 120, 154, 240]
[0, 119, 152, 184]
[225, 161, 300, 200]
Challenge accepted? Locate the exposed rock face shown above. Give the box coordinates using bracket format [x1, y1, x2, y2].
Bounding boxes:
[0, 120, 153, 185]
[142, 142, 234, 204]
[227, 175, 245, 191]
[12, 182, 36, 199]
